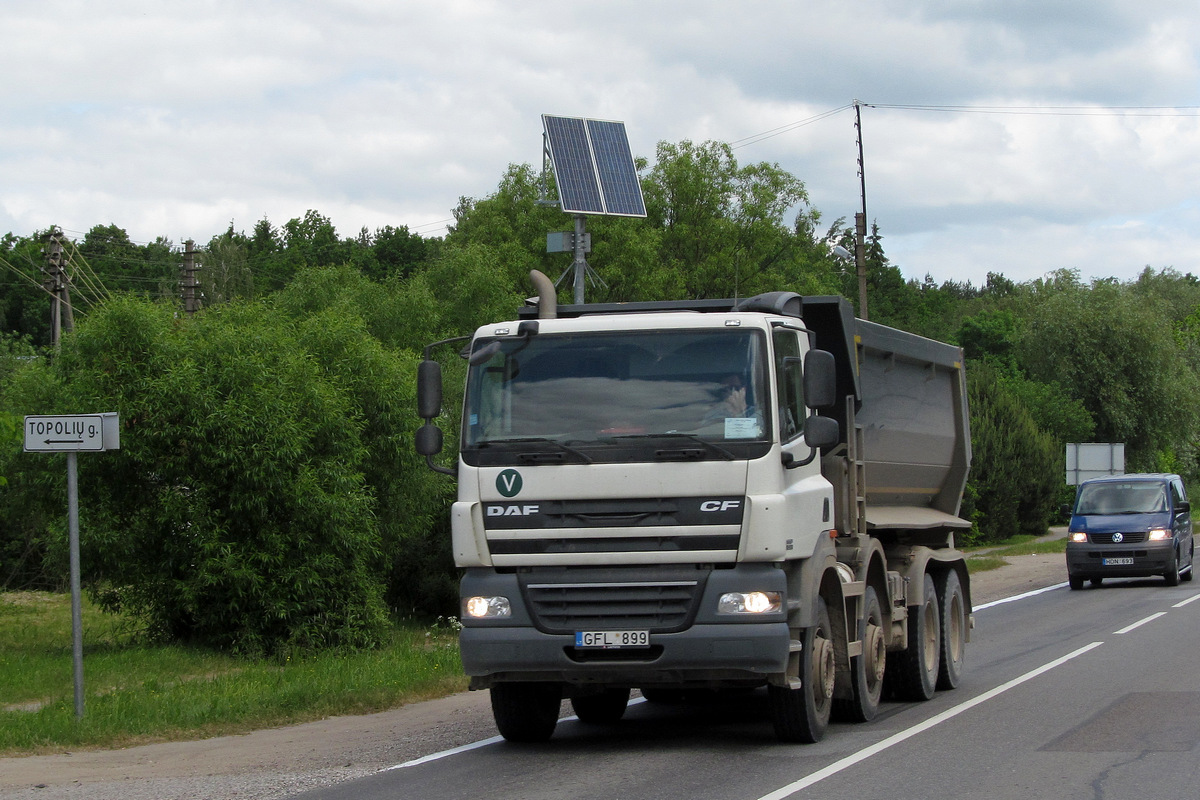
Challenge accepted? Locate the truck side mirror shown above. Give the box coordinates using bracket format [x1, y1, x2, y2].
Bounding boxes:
[417, 360, 443, 420]
[415, 423, 443, 457]
[803, 415, 839, 450]
[803, 350, 836, 410]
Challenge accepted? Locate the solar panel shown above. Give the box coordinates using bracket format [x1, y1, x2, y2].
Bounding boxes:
[542, 115, 646, 217]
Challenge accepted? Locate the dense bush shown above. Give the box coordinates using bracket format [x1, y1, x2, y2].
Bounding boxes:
[15, 297, 392, 654]
[963, 362, 1061, 543]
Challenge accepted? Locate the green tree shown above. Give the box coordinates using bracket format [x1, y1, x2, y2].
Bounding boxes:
[37, 296, 390, 653]
[1018, 281, 1200, 478]
[964, 362, 1061, 543]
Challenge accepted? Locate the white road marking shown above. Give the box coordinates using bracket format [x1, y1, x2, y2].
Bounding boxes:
[754, 642, 1104, 800]
[1172, 593, 1200, 608]
[386, 697, 647, 770]
[974, 582, 1067, 610]
[1114, 612, 1167, 634]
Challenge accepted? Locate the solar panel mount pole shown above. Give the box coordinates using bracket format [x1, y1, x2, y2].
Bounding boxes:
[572, 215, 587, 303]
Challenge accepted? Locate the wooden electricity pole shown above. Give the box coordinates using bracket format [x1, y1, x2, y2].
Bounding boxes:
[181, 239, 200, 314]
[853, 100, 870, 321]
[43, 227, 74, 346]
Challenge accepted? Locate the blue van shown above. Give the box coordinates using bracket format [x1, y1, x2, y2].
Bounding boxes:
[1065, 473, 1194, 590]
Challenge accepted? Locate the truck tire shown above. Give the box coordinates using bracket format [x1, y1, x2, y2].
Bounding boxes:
[834, 586, 885, 722]
[769, 596, 834, 743]
[885, 572, 940, 702]
[571, 688, 630, 724]
[491, 682, 562, 742]
[639, 687, 683, 704]
[935, 570, 966, 691]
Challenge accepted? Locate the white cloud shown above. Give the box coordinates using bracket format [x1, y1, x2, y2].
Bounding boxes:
[2, 0, 1199, 288]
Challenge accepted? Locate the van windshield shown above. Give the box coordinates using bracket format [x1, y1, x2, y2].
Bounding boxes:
[1076, 483, 1168, 515]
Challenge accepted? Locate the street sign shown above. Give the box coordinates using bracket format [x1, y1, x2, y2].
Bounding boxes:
[24, 414, 119, 453]
[22, 411, 120, 720]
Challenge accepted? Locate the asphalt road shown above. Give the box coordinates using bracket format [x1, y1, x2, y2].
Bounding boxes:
[291, 575, 1200, 800]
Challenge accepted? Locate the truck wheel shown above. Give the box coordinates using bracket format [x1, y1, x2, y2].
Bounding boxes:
[885, 572, 940, 702]
[639, 688, 685, 704]
[936, 570, 966, 691]
[769, 596, 834, 743]
[571, 688, 630, 724]
[491, 682, 562, 742]
[834, 586, 885, 722]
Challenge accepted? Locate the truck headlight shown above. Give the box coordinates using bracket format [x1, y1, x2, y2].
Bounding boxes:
[718, 591, 782, 615]
[463, 596, 511, 618]
[1148, 529, 1171, 541]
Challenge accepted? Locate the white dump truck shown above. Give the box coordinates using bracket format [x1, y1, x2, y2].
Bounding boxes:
[416, 273, 973, 743]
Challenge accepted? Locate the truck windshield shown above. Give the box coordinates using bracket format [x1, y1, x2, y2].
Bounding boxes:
[1076, 482, 1168, 515]
[463, 329, 770, 460]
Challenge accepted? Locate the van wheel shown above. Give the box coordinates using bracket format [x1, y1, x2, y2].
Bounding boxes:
[1164, 550, 1181, 586]
[1068, 573, 1084, 590]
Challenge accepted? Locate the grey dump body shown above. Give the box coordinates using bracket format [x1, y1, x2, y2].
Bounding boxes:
[848, 316, 972, 532]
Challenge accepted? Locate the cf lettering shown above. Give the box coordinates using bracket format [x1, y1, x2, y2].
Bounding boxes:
[700, 500, 741, 512]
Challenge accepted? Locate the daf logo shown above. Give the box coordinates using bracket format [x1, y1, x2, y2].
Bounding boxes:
[487, 505, 540, 517]
[700, 500, 741, 512]
[1112, 532, 1124, 543]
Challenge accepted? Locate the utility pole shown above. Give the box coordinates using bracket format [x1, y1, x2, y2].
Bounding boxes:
[43, 227, 73, 346]
[853, 100, 869, 321]
[181, 239, 200, 314]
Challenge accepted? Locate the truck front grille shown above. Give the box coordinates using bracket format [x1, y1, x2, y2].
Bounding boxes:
[521, 567, 706, 634]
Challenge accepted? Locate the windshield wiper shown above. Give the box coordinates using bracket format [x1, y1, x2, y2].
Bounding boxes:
[479, 437, 594, 464]
[606, 432, 737, 461]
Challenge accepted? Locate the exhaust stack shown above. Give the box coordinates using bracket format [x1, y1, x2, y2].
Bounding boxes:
[530, 270, 557, 319]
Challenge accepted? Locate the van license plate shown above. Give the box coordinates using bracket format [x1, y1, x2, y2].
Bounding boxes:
[1103, 557, 1134, 566]
[575, 630, 649, 648]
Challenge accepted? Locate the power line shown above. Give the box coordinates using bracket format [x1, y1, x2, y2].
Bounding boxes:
[730, 104, 855, 150]
[865, 103, 1200, 117]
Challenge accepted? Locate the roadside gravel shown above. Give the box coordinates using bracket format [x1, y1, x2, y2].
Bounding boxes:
[0, 550, 1071, 800]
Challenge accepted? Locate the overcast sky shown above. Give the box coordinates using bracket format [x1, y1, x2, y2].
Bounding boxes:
[4, 0, 1199, 286]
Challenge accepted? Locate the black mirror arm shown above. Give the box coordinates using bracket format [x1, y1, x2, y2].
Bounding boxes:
[426, 454, 457, 477]
[782, 448, 819, 469]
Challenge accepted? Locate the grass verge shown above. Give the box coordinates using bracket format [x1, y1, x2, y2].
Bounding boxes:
[0, 591, 466, 756]
[965, 533, 1068, 572]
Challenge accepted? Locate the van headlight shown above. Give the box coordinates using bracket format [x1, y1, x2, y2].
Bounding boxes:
[718, 591, 782, 615]
[1069, 530, 1088, 543]
[1148, 529, 1171, 541]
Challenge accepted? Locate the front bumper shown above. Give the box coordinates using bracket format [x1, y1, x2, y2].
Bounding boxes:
[460, 622, 789, 686]
[1065, 540, 1176, 579]
[458, 563, 790, 686]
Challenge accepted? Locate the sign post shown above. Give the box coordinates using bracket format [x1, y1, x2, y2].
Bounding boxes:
[24, 413, 120, 719]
